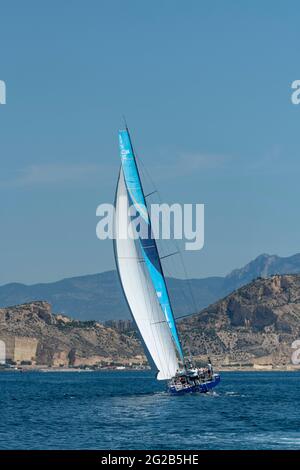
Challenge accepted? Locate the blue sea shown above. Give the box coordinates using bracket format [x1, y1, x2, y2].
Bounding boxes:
[0, 370, 299, 450]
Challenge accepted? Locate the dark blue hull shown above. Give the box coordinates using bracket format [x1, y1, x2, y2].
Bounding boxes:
[168, 374, 220, 395]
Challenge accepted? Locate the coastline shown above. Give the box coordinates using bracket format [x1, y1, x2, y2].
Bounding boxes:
[1, 364, 300, 373]
[217, 365, 300, 372]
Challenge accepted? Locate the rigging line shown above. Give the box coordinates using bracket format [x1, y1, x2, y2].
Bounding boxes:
[135, 160, 170, 261]
[145, 190, 157, 198]
[136, 153, 186, 258]
[150, 320, 167, 325]
[127, 132, 208, 368]
[132, 142, 186, 369]
[175, 312, 197, 320]
[137, 154, 200, 366]
[177, 247, 199, 315]
[160, 251, 179, 260]
[136, 153, 161, 197]
[122, 114, 128, 129]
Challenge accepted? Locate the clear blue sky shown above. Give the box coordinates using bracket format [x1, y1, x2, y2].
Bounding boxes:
[1, 0, 300, 284]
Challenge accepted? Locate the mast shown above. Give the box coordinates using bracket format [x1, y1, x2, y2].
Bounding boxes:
[120, 125, 185, 365]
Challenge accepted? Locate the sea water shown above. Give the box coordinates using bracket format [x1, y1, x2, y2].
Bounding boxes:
[0, 370, 299, 450]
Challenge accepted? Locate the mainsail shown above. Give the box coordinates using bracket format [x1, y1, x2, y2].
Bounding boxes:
[113, 128, 184, 380]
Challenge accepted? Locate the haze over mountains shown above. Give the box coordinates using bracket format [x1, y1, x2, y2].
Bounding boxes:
[1, 253, 300, 322]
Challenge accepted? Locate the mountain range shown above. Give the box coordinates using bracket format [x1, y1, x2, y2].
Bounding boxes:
[1, 253, 300, 322]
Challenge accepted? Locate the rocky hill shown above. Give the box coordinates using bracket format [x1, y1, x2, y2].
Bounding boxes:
[1, 274, 300, 369]
[179, 274, 300, 368]
[1, 253, 300, 322]
[0, 301, 144, 367]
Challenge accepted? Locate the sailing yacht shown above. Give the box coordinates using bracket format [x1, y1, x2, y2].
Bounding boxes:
[113, 126, 220, 395]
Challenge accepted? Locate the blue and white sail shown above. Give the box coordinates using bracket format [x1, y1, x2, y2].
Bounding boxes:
[113, 129, 185, 380]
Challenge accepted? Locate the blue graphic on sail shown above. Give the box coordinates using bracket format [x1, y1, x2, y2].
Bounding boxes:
[118, 129, 184, 362]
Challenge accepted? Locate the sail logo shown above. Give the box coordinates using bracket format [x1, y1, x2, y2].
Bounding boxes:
[291, 80, 300, 105]
[291, 340, 300, 365]
[0, 80, 6, 105]
[96, 200, 204, 251]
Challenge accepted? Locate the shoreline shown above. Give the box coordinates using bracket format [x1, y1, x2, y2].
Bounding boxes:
[1, 365, 300, 373]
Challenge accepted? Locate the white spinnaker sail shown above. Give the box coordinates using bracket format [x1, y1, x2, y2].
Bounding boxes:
[113, 169, 180, 380]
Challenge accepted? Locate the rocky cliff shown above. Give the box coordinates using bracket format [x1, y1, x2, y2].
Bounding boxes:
[1, 274, 300, 369]
[0, 301, 144, 367]
[179, 274, 300, 368]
